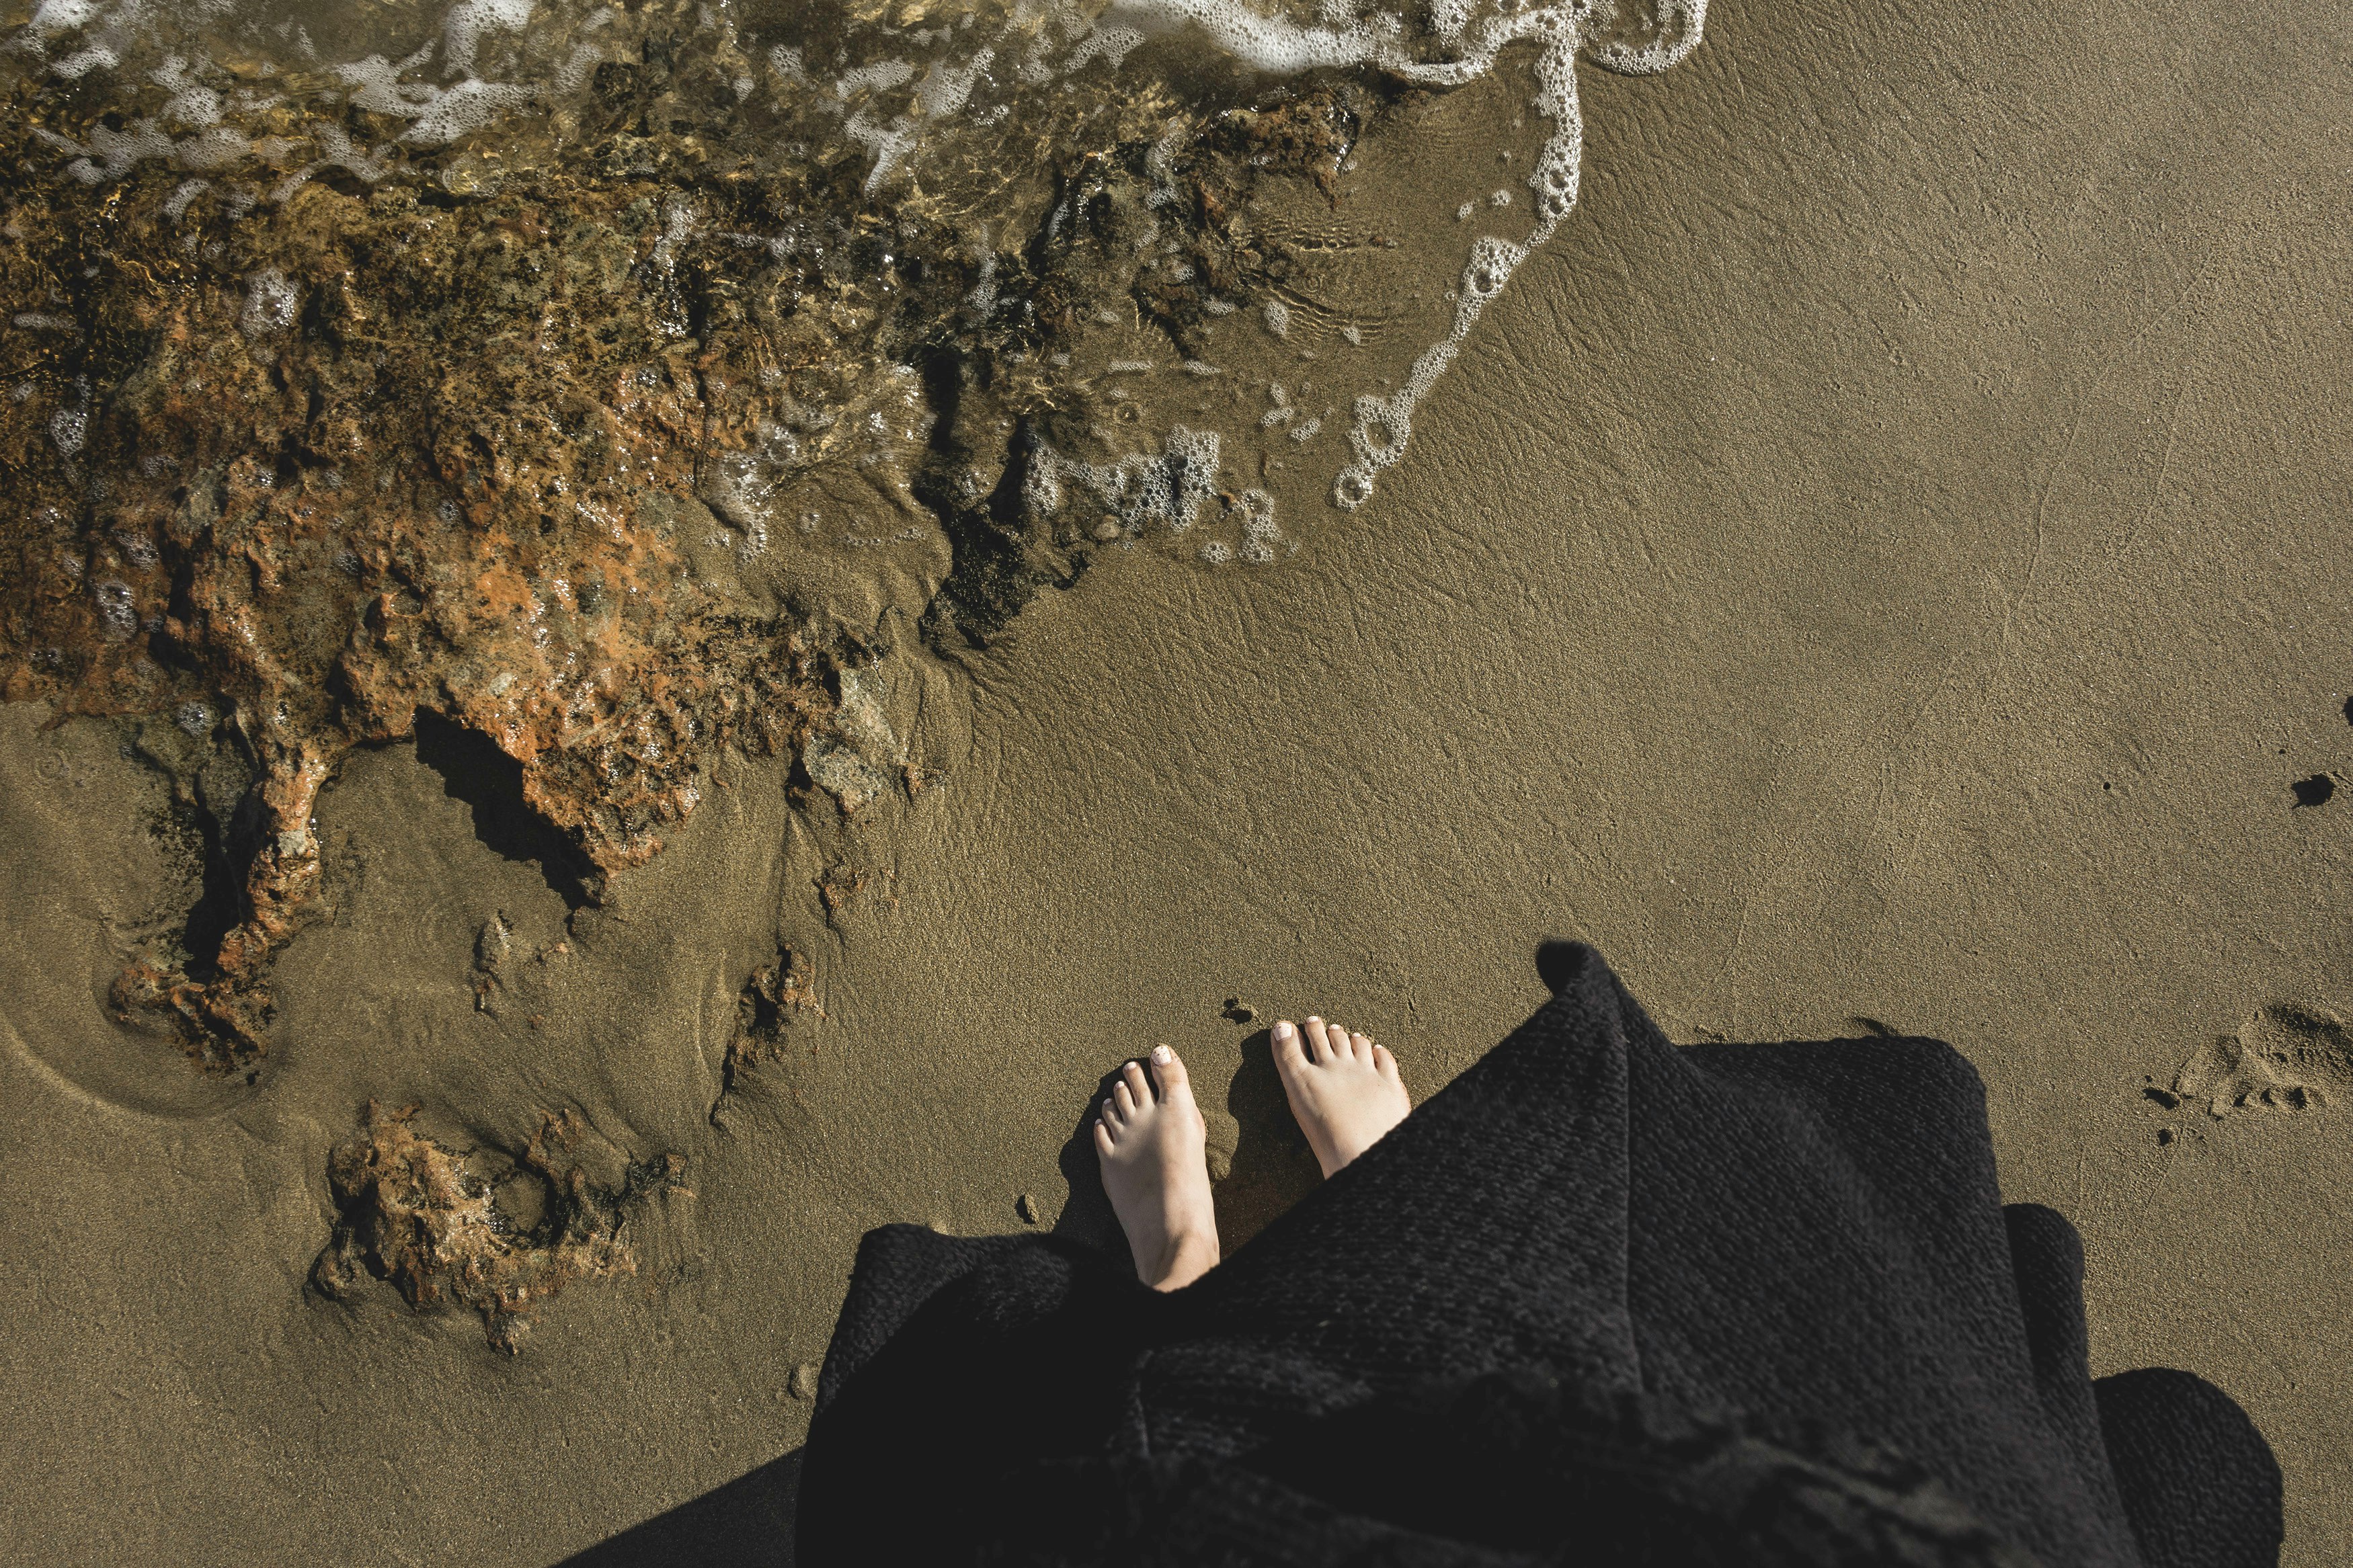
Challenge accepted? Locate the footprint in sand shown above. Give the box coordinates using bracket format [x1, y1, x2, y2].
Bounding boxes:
[2157, 1003, 2353, 1120]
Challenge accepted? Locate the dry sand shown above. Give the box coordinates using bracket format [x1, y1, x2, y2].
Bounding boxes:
[5, 0, 2352, 1562]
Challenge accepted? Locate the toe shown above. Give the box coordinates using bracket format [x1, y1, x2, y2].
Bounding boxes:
[1373, 1042, 1400, 1079]
[1273, 1019, 1308, 1071]
[1123, 1059, 1153, 1104]
[1306, 1017, 1334, 1062]
[1113, 1081, 1138, 1118]
[1150, 1043, 1193, 1103]
[1350, 1030, 1373, 1063]
[1093, 1119, 1116, 1157]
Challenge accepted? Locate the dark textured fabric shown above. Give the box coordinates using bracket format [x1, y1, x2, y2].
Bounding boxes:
[797, 944, 2280, 1566]
[2095, 1368, 2285, 1568]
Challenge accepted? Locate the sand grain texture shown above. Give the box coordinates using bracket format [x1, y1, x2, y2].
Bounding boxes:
[4, 0, 2350, 1563]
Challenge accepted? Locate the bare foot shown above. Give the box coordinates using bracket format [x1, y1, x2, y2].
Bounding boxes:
[1094, 1045, 1221, 1290]
[1273, 1016, 1412, 1177]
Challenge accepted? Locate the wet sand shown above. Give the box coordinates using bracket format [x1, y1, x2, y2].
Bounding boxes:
[5, 0, 2352, 1562]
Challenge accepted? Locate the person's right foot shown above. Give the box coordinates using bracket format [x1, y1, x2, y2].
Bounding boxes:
[1094, 1045, 1222, 1290]
[1273, 1017, 1412, 1177]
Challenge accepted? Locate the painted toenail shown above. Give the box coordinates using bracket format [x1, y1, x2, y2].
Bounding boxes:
[1274, 1020, 1295, 1041]
[1151, 1044, 1172, 1064]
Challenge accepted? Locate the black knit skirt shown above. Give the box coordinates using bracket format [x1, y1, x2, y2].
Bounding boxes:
[797, 944, 2280, 1567]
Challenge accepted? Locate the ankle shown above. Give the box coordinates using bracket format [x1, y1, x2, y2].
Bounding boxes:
[1148, 1227, 1220, 1291]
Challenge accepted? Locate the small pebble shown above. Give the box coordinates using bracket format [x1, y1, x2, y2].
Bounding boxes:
[789, 1362, 820, 1399]
[1092, 520, 1122, 542]
[1016, 1192, 1041, 1224]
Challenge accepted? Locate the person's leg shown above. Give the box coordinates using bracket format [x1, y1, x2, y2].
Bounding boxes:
[1095, 1045, 1222, 1290]
[1272, 1016, 1413, 1177]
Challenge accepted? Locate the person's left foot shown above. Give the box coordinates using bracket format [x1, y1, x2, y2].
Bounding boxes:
[1094, 1045, 1221, 1290]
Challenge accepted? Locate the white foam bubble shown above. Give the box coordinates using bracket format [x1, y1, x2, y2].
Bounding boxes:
[239, 268, 300, 338]
[965, 245, 998, 322]
[1587, 0, 1710, 75]
[1035, 425, 1227, 536]
[30, 0, 104, 32]
[49, 407, 87, 456]
[91, 576, 136, 638]
[836, 60, 916, 99]
[407, 77, 537, 145]
[1145, 120, 1187, 208]
[150, 56, 241, 149]
[52, 44, 117, 79]
[1064, 24, 1145, 72]
[916, 50, 993, 120]
[1107, 0, 1399, 75]
[270, 127, 391, 205]
[45, 118, 175, 184]
[443, 0, 534, 77]
[175, 126, 251, 171]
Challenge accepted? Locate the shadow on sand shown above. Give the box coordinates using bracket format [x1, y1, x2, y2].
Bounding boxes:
[553, 1448, 803, 1567]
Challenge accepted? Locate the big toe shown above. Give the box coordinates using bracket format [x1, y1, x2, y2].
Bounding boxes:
[1150, 1043, 1193, 1104]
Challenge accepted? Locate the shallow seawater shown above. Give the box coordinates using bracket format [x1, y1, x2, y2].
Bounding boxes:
[4, 0, 1703, 551]
[0, 0, 1704, 1065]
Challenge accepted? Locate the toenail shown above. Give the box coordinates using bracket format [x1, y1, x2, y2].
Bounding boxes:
[1151, 1044, 1172, 1064]
[1273, 1020, 1295, 1040]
